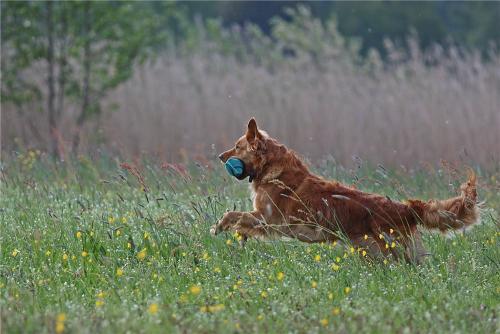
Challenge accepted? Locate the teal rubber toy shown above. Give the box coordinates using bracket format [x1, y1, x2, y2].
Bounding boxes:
[225, 157, 245, 178]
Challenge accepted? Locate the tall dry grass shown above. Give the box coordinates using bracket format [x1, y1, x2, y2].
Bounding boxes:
[2, 12, 500, 167]
[96, 46, 499, 167]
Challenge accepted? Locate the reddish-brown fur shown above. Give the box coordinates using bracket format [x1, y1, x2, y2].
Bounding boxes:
[211, 118, 479, 263]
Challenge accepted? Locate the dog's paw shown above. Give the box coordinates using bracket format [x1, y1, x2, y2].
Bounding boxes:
[211, 211, 242, 236]
[209, 224, 219, 236]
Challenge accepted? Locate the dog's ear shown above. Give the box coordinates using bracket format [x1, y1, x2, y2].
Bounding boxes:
[246, 118, 258, 141]
[246, 118, 265, 151]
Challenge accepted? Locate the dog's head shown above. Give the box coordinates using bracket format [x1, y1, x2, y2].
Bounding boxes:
[218, 118, 284, 182]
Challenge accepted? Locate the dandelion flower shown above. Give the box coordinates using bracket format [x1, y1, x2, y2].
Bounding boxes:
[344, 287, 351, 294]
[226, 239, 233, 246]
[121, 217, 127, 224]
[311, 281, 318, 289]
[62, 254, 68, 261]
[335, 257, 341, 263]
[144, 232, 150, 240]
[116, 268, 124, 277]
[11, 249, 19, 257]
[332, 307, 340, 315]
[148, 303, 159, 315]
[46, 250, 51, 256]
[116, 230, 121, 236]
[349, 247, 355, 253]
[214, 267, 221, 273]
[260, 291, 268, 298]
[328, 292, 334, 300]
[81, 251, 88, 257]
[96, 291, 105, 299]
[362, 250, 367, 257]
[385, 243, 389, 249]
[136, 248, 147, 261]
[314, 254, 321, 262]
[257, 314, 264, 321]
[202, 252, 210, 260]
[320, 318, 329, 327]
[127, 242, 132, 249]
[391, 242, 396, 248]
[76, 231, 82, 239]
[108, 217, 115, 224]
[277, 272, 285, 281]
[189, 285, 202, 295]
[95, 299, 104, 308]
[331, 264, 340, 271]
[55, 313, 66, 334]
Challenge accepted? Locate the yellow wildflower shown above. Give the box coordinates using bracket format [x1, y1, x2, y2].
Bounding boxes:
[116, 230, 121, 236]
[214, 267, 221, 273]
[350, 247, 355, 253]
[226, 239, 233, 246]
[364, 234, 368, 240]
[335, 256, 341, 263]
[332, 307, 340, 315]
[55, 313, 66, 334]
[81, 251, 88, 257]
[277, 272, 285, 281]
[127, 242, 132, 249]
[116, 268, 124, 277]
[320, 318, 329, 327]
[62, 254, 68, 261]
[344, 287, 351, 294]
[95, 299, 104, 308]
[331, 264, 340, 271]
[189, 285, 202, 295]
[96, 291, 105, 299]
[391, 242, 396, 248]
[311, 281, 318, 289]
[11, 249, 19, 257]
[200, 304, 225, 313]
[108, 217, 115, 224]
[121, 217, 127, 224]
[46, 250, 51, 256]
[362, 250, 367, 257]
[144, 232, 149, 240]
[148, 303, 159, 315]
[314, 254, 321, 262]
[260, 291, 268, 298]
[136, 248, 147, 261]
[202, 252, 210, 260]
[76, 231, 82, 239]
[328, 292, 334, 300]
[257, 314, 264, 321]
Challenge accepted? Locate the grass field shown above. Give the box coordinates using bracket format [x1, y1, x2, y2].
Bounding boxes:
[1, 152, 499, 333]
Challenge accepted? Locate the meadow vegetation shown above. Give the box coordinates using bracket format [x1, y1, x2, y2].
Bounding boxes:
[1, 152, 498, 333]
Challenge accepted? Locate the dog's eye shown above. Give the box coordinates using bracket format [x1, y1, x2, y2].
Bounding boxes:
[235, 145, 240, 150]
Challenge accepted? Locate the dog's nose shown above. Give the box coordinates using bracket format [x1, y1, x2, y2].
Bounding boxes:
[218, 153, 224, 161]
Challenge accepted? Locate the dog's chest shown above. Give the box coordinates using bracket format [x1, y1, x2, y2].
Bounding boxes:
[249, 183, 278, 219]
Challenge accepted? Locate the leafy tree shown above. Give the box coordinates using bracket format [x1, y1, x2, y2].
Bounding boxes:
[1, 1, 182, 157]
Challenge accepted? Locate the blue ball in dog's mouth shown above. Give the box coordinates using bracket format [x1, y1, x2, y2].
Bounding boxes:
[224, 157, 245, 178]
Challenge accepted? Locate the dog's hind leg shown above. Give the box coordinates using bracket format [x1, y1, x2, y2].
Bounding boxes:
[351, 234, 388, 260]
[403, 230, 429, 264]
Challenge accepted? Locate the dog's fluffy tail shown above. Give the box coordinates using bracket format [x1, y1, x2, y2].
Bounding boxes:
[406, 171, 479, 232]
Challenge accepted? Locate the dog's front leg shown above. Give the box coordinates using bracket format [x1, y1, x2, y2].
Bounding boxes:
[210, 211, 266, 243]
[210, 211, 243, 236]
